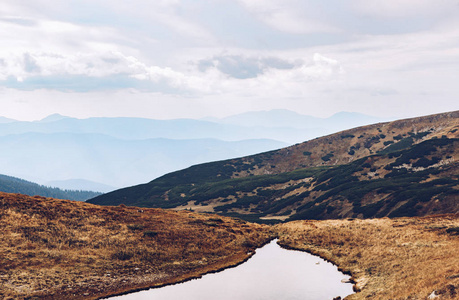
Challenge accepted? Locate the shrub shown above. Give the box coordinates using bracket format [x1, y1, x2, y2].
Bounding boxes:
[127, 224, 144, 231]
[446, 227, 459, 235]
[112, 250, 134, 261]
[341, 134, 355, 139]
[321, 153, 334, 162]
[143, 230, 158, 238]
[384, 140, 394, 146]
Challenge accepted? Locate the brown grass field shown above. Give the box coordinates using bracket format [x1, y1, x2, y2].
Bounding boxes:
[276, 215, 459, 299]
[1, 192, 458, 299]
[0, 192, 273, 299]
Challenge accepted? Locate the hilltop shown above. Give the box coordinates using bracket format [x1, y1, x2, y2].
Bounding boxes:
[88, 111, 459, 223]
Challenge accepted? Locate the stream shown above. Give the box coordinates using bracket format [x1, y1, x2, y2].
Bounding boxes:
[109, 239, 354, 300]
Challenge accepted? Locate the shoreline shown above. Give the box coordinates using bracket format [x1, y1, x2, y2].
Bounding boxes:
[0, 192, 273, 300]
[275, 215, 459, 299]
[276, 241, 358, 293]
[97, 239, 276, 300]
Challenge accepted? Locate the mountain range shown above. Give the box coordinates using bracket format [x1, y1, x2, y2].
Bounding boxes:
[88, 111, 459, 223]
[0, 133, 286, 189]
[1, 110, 386, 144]
[0, 110, 385, 190]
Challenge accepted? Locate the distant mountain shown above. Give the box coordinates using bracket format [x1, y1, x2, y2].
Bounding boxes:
[0, 115, 306, 143]
[208, 109, 321, 128]
[0, 133, 287, 188]
[0, 116, 16, 124]
[0, 110, 396, 190]
[0, 110, 389, 144]
[45, 179, 116, 193]
[88, 111, 459, 222]
[209, 109, 388, 132]
[36, 113, 70, 123]
[0, 174, 101, 201]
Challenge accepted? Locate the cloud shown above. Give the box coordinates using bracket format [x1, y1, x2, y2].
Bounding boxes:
[0, 50, 213, 93]
[350, 0, 459, 18]
[198, 55, 298, 79]
[236, 0, 339, 34]
[0, 49, 345, 97]
[0, 16, 38, 27]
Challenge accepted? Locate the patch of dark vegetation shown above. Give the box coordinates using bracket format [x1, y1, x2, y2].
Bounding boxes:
[0, 174, 101, 201]
[127, 224, 144, 231]
[321, 153, 334, 162]
[378, 137, 414, 154]
[384, 140, 394, 146]
[112, 250, 134, 261]
[446, 227, 459, 235]
[364, 136, 381, 148]
[341, 134, 355, 139]
[143, 230, 158, 237]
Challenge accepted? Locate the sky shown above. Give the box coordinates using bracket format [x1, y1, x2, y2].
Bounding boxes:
[1, 0, 459, 121]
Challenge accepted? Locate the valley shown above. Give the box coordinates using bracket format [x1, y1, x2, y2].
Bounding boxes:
[1, 111, 458, 300]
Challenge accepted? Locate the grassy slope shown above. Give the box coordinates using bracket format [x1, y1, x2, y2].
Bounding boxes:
[91, 138, 458, 223]
[276, 215, 459, 299]
[0, 192, 272, 300]
[88, 111, 459, 222]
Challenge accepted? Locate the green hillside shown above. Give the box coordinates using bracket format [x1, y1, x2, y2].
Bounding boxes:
[88, 111, 459, 222]
[0, 174, 101, 201]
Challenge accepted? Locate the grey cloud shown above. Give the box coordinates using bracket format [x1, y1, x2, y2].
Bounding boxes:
[198, 55, 298, 79]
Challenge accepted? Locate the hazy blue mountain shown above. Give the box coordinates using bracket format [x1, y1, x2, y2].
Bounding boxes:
[45, 179, 116, 193]
[0, 116, 304, 143]
[0, 110, 387, 144]
[0, 132, 287, 188]
[0, 174, 101, 201]
[209, 109, 389, 132]
[0, 110, 387, 190]
[0, 116, 16, 124]
[36, 113, 71, 123]
[206, 109, 321, 128]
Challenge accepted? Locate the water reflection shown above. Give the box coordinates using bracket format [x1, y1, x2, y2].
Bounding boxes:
[110, 240, 353, 300]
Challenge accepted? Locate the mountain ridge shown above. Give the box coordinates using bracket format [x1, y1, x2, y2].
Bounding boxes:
[88, 111, 459, 222]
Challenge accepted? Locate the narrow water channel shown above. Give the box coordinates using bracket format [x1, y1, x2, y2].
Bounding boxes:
[110, 240, 354, 300]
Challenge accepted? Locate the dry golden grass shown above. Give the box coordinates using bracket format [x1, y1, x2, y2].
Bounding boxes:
[0, 192, 273, 299]
[3, 191, 459, 300]
[275, 215, 459, 299]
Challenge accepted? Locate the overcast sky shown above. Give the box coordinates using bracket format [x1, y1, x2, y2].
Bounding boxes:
[1, 0, 459, 121]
